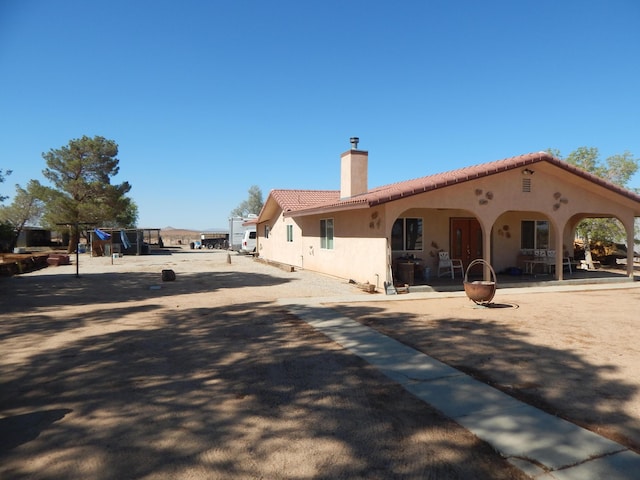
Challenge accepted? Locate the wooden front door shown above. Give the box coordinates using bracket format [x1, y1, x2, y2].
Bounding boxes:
[450, 218, 483, 269]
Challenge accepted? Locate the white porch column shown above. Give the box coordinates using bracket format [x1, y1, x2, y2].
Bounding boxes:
[482, 226, 492, 281]
[554, 224, 565, 281]
[624, 216, 636, 279]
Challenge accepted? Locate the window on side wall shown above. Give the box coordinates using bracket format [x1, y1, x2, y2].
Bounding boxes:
[286, 224, 293, 242]
[264, 225, 270, 239]
[391, 217, 423, 251]
[521, 220, 549, 250]
[320, 218, 334, 249]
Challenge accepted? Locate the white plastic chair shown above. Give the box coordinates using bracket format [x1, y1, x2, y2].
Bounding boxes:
[546, 250, 573, 275]
[546, 250, 556, 274]
[437, 251, 464, 279]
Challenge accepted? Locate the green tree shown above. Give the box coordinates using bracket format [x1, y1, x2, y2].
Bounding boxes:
[36, 135, 138, 252]
[549, 147, 639, 249]
[0, 168, 12, 203]
[231, 185, 264, 217]
[0, 181, 45, 250]
[0, 169, 14, 251]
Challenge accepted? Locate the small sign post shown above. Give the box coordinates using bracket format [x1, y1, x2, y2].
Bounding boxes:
[57, 222, 97, 278]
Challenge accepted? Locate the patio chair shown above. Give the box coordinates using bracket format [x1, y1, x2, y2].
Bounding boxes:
[546, 250, 573, 275]
[437, 251, 464, 279]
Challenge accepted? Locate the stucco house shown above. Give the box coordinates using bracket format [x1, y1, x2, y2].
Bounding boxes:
[255, 144, 640, 290]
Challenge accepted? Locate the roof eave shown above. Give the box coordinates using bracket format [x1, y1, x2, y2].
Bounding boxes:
[284, 200, 371, 218]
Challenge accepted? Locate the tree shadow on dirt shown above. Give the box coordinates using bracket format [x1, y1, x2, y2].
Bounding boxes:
[0, 303, 162, 342]
[0, 270, 295, 312]
[0, 301, 527, 480]
[328, 303, 640, 453]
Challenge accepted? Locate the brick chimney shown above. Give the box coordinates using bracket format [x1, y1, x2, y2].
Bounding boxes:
[340, 138, 368, 199]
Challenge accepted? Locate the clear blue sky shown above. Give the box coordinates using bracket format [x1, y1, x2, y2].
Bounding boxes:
[1, 0, 639, 230]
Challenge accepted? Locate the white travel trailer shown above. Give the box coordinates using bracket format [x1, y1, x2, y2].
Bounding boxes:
[228, 214, 257, 251]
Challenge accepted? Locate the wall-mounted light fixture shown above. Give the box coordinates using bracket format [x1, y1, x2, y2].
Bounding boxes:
[350, 137, 359, 149]
[522, 168, 535, 176]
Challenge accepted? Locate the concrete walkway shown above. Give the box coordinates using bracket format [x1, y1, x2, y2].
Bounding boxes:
[279, 283, 640, 479]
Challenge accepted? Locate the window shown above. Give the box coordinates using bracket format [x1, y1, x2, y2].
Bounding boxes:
[320, 218, 334, 249]
[521, 220, 549, 250]
[264, 225, 270, 239]
[391, 217, 423, 251]
[286, 224, 293, 242]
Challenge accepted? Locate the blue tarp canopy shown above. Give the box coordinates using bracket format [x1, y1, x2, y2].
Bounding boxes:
[94, 228, 111, 241]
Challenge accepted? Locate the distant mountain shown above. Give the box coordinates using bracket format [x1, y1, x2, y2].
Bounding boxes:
[159, 226, 229, 233]
[162, 226, 198, 231]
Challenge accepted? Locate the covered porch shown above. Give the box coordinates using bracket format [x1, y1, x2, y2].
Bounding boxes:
[398, 261, 639, 294]
[388, 203, 638, 289]
[383, 155, 640, 289]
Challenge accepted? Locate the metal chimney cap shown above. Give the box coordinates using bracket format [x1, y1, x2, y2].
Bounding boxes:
[350, 137, 359, 149]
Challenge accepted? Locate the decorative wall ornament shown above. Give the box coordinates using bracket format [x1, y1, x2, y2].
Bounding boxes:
[551, 191, 569, 210]
[369, 211, 382, 229]
[497, 225, 512, 239]
[474, 187, 494, 205]
[428, 241, 443, 263]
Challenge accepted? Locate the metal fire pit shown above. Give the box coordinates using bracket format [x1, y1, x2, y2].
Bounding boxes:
[463, 259, 497, 305]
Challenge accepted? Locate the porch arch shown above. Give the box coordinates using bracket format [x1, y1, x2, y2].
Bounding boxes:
[567, 212, 637, 278]
[489, 210, 573, 279]
[386, 206, 486, 283]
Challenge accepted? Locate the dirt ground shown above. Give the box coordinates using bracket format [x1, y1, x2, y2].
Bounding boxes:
[1, 248, 639, 479]
[330, 284, 640, 451]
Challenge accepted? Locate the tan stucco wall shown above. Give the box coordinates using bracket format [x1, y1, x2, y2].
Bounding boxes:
[259, 208, 389, 287]
[299, 209, 388, 286]
[257, 214, 304, 267]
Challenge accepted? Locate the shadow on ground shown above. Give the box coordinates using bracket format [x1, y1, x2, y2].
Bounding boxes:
[0, 300, 528, 479]
[0, 270, 295, 312]
[329, 302, 640, 453]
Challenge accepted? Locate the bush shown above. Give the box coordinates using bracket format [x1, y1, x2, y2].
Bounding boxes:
[0, 221, 14, 252]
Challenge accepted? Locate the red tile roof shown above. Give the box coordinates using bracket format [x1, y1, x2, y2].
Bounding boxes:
[267, 152, 640, 217]
[269, 189, 339, 212]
